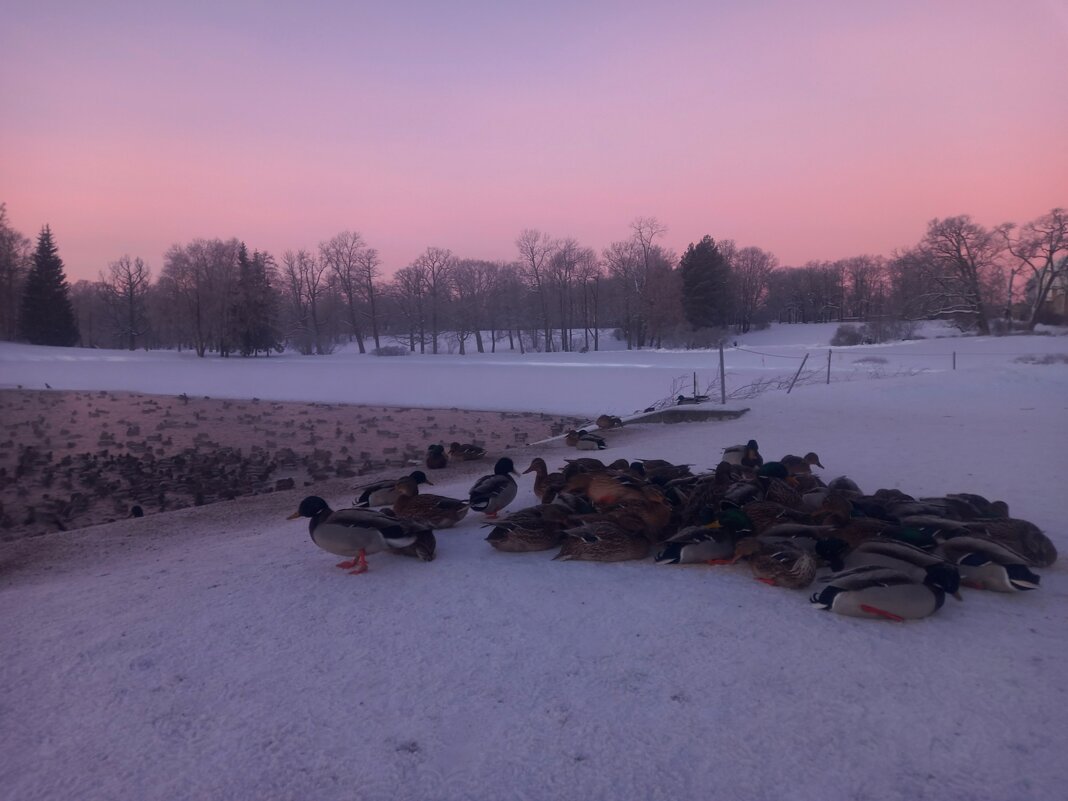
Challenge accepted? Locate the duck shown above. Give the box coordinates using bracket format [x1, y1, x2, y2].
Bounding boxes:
[810, 564, 961, 621]
[732, 537, 820, 589]
[287, 496, 436, 574]
[722, 440, 762, 468]
[425, 444, 448, 470]
[781, 452, 824, 475]
[840, 538, 959, 584]
[392, 476, 469, 528]
[484, 504, 571, 552]
[566, 429, 607, 450]
[935, 535, 1042, 592]
[595, 414, 624, 429]
[961, 518, 1057, 567]
[469, 457, 520, 518]
[655, 522, 739, 564]
[353, 470, 433, 507]
[449, 442, 487, 461]
[522, 457, 567, 503]
[552, 521, 651, 562]
[561, 457, 608, 479]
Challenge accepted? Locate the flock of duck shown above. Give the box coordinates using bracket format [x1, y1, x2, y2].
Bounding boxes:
[288, 437, 1057, 622]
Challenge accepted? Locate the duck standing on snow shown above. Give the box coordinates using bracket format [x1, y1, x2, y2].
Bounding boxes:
[469, 457, 520, 518]
[354, 470, 433, 507]
[288, 496, 436, 575]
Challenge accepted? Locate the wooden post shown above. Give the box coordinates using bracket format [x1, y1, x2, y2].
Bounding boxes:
[787, 353, 810, 394]
[719, 344, 726, 404]
[952, 351, 956, 370]
[826, 349, 832, 384]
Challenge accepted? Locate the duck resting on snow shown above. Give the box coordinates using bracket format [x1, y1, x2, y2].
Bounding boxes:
[469, 457, 520, 518]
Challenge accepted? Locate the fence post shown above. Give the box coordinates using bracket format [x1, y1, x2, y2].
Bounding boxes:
[952, 351, 956, 370]
[719, 344, 726, 405]
[826, 349, 832, 384]
[787, 353, 810, 394]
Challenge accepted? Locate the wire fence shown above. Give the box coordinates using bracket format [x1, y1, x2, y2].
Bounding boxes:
[647, 344, 1067, 410]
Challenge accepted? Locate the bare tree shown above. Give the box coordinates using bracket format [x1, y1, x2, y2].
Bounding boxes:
[1003, 208, 1068, 328]
[391, 263, 428, 352]
[0, 204, 31, 340]
[357, 247, 384, 349]
[99, 255, 151, 350]
[575, 248, 603, 350]
[320, 231, 368, 352]
[411, 247, 453, 354]
[160, 239, 241, 356]
[451, 259, 499, 353]
[906, 216, 1005, 334]
[732, 246, 776, 332]
[515, 229, 555, 351]
[281, 249, 331, 354]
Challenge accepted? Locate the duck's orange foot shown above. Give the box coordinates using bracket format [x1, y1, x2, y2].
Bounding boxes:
[484, 512, 499, 519]
[348, 564, 369, 575]
[756, 577, 777, 586]
[336, 559, 358, 569]
[860, 604, 905, 622]
[706, 558, 733, 565]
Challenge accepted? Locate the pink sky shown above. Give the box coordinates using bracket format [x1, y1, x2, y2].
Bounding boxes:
[2, 0, 1066, 282]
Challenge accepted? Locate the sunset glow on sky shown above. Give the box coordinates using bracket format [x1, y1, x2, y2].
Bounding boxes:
[3, 0, 1066, 281]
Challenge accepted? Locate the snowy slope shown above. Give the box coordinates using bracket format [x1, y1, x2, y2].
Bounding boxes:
[2, 329, 1067, 801]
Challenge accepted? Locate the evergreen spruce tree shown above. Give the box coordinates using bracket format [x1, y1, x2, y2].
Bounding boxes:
[231, 244, 279, 356]
[17, 225, 80, 346]
[678, 235, 731, 330]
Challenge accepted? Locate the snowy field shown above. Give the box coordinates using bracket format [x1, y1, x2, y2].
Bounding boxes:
[2, 324, 1067, 801]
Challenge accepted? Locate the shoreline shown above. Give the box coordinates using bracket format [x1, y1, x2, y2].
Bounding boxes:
[0, 389, 583, 540]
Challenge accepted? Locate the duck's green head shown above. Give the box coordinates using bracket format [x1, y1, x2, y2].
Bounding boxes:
[758, 462, 789, 480]
[288, 495, 328, 520]
[707, 507, 754, 535]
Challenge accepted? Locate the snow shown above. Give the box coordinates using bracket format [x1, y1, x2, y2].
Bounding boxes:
[2, 325, 1067, 801]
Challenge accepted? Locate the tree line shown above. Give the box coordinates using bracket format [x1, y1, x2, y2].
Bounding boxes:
[0, 203, 1064, 355]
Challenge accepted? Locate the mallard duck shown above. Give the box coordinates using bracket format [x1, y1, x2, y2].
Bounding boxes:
[723, 439, 762, 468]
[469, 457, 519, 518]
[781, 452, 824, 475]
[566, 429, 607, 450]
[738, 501, 812, 534]
[961, 518, 1056, 567]
[811, 564, 961, 621]
[449, 442, 486, 461]
[732, 537, 819, 589]
[595, 414, 624, 429]
[287, 496, 435, 574]
[935, 535, 1042, 592]
[522, 457, 567, 503]
[353, 470, 432, 508]
[841, 538, 959, 585]
[552, 521, 650, 562]
[392, 476, 469, 528]
[656, 522, 738, 564]
[484, 504, 571, 552]
[425, 444, 448, 470]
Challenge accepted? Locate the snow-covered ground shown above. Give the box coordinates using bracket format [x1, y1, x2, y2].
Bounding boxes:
[2, 324, 1067, 801]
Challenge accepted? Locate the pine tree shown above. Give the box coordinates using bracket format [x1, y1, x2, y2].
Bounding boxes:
[17, 225, 79, 346]
[231, 244, 279, 356]
[678, 235, 731, 330]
